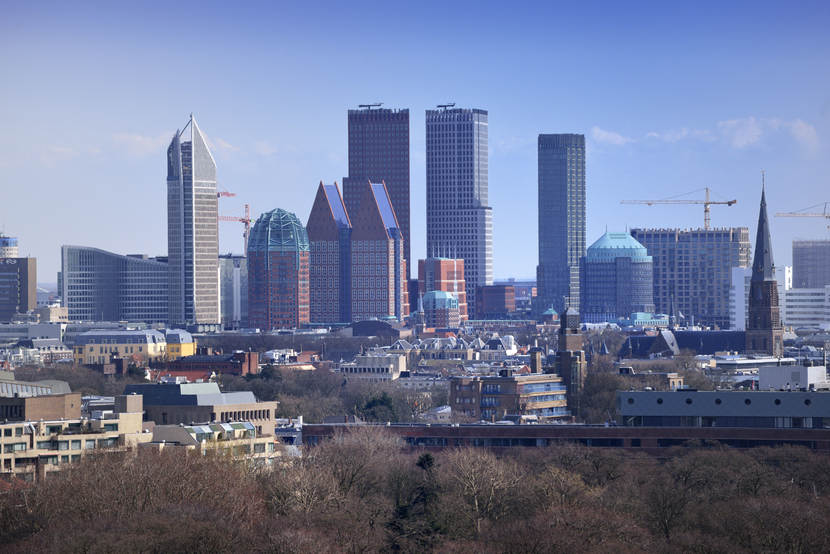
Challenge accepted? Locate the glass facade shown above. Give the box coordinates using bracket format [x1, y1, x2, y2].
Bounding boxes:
[793, 240, 830, 289]
[167, 115, 219, 326]
[426, 108, 492, 318]
[60, 246, 168, 323]
[536, 134, 585, 315]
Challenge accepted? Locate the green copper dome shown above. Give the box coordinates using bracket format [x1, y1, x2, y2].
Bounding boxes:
[247, 208, 309, 253]
[586, 232, 650, 262]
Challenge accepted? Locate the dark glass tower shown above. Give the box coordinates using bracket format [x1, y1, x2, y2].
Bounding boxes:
[537, 134, 586, 315]
[342, 106, 410, 277]
[746, 184, 784, 357]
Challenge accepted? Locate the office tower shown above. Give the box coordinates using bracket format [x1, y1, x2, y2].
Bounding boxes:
[630, 227, 751, 328]
[729, 266, 791, 330]
[247, 209, 310, 330]
[60, 246, 168, 323]
[417, 257, 467, 320]
[0, 256, 35, 322]
[745, 187, 784, 356]
[580, 232, 654, 323]
[426, 106, 492, 317]
[793, 240, 830, 289]
[537, 134, 586, 315]
[0, 235, 19, 257]
[167, 114, 219, 328]
[219, 254, 248, 329]
[307, 181, 352, 323]
[342, 106, 410, 276]
[350, 181, 408, 322]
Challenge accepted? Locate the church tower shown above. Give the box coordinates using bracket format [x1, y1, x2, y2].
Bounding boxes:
[745, 178, 784, 357]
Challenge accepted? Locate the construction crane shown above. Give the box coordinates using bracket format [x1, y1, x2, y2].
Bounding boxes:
[217, 190, 236, 199]
[775, 202, 830, 230]
[219, 204, 252, 253]
[620, 187, 737, 230]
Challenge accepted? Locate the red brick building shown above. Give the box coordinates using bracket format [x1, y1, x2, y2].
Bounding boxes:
[247, 209, 310, 330]
[418, 257, 467, 321]
[476, 284, 516, 319]
[350, 181, 409, 322]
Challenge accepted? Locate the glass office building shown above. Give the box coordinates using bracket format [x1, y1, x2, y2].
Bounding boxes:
[60, 246, 168, 323]
[426, 107, 492, 317]
[537, 134, 586, 315]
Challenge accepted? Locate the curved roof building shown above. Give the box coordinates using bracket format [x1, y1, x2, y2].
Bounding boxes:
[580, 232, 654, 323]
[247, 209, 310, 331]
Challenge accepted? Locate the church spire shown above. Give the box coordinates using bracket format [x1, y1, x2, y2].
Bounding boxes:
[751, 171, 775, 282]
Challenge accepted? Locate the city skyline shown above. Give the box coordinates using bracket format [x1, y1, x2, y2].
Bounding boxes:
[2, 2, 830, 283]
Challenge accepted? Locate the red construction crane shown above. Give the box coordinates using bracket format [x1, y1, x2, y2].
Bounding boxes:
[217, 190, 236, 199]
[219, 204, 252, 253]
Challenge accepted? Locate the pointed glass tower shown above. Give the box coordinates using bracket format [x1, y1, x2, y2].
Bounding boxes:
[745, 177, 783, 357]
[167, 115, 219, 327]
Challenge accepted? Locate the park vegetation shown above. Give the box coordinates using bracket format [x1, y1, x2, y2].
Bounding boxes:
[2, 427, 830, 552]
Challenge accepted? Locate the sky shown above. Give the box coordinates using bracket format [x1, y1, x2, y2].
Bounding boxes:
[2, 0, 829, 284]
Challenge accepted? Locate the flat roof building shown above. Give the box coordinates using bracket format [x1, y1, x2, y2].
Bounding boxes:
[0, 257, 36, 323]
[793, 240, 830, 289]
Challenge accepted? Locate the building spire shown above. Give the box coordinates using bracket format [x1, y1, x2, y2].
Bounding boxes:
[751, 172, 775, 282]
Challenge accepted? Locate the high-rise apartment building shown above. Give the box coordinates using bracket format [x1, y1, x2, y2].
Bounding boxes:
[793, 240, 830, 289]
[167, 115, 219, 329]
[630, 227, 751, 328]
[417, 257, 467, 321]
[580, 232, 654, 323]
[350, 181, 408, 322]
[342, 106, 410, 276]
[247, 209, 310, 330]
[745, 187, 784, 356]
[307, 181, 352, 324]
[537, 134, 586, 315]
[219, 254, 248, 329]
[60, 246, 168, 323]
[0, 257, 35, 323]
[426, 106, 492, 317]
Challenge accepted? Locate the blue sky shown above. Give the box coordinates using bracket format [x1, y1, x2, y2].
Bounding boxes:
[2, 1, 829, 283]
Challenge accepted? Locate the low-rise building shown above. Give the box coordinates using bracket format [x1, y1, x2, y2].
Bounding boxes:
[145, 421, 281, 461]
[155, 351, 259, 376]
[164, 329, 197, 360]
[73, 329, 167, 366]
[124, 382, 279, 436]
[450, 371, 569, 422]
[338, 353, 406, 382]
[0, 394, 149, 481]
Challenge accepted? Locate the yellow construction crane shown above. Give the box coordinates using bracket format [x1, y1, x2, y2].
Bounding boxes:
[620, 187, 737, 230]
[775, 202, 830, 230]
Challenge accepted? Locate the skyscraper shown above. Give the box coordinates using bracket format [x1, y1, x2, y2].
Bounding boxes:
[247, 209, 310, 330]
[350, 181, 408, 322]
[166, 114, 219, 329]
[343, 106, 410, 276]
[537, 134, 586, 315]
[307, 181, 352, 323]
[425, 106, 492, 317]
[219, 254, 248, 329]
[746, 186, 784, 356]
[0, 256, 35, 323]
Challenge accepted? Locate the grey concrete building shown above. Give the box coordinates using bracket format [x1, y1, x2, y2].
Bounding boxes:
[167, 115, 219, 329]
[219, 254, 247, 329]
[630, 227, 751, 328]
[60, 246, 167, 323]
[793, 240, 830, 289]
[342, 106, 410, 276]
[537, 134, 585, 314]
[0, 257, 35, 323]
[426, 106, 492, 317]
